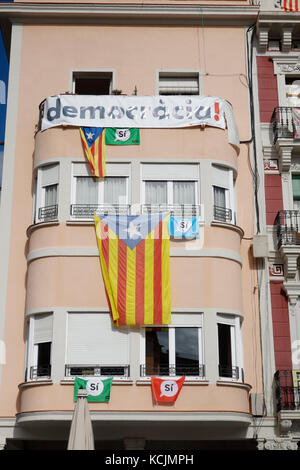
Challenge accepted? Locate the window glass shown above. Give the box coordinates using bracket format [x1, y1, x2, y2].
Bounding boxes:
[175, 328, 199, 376]
[218, 323, 232, 377]
[44, 184, 58, 207]
[292, 175, 300, 209]
[213, 186, 226, 208]
[145, 328, 169, 375]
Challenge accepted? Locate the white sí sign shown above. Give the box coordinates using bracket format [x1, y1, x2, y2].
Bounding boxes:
[41, 94, 226, 131]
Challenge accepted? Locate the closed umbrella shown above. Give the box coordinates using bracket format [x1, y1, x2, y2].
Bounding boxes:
[67, 388, 95, 450]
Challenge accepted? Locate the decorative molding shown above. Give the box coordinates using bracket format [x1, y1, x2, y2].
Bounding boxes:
[258, 25, 270, 53]
[282, 25, 294, 53]
[0, 3, 260, 26]
[279, 419, 293, 436]
[269, 264, 284, 277]
[280, 247, 299, 279]
[257, 438, 298, 450]
[275, 141, 293, 172]
[282, 281, 300, 315]
[264, 158, 279, 172]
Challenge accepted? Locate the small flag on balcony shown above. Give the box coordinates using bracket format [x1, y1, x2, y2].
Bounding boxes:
[292, 108, 300, 138]
[74, 376, 113, 402]
[169, 217, 200, 239]
[94, 213, 171, 326]
[279, 0, 300, 10]
[105, 128, 140, 145]
[151, 376, 185, 403]
[80, 127, 106, 178]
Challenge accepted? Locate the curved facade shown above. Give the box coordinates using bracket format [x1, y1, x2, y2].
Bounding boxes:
[0, 0, 265, 451]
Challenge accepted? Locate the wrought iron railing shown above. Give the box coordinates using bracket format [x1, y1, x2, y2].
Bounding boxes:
[70, 204, 131, 218]
[140, 364, 205, 377]
[65, 364, 130, 377]
[38, 204, 58, 222]
[275, 210, 300, 248]
[213, 205, 232, 223]
[275, 370, 300, 412]
[141, 204, 201, 218]
[218, 365, 243, 381]
[30, 365, 51, 380]
[272, 107, 300, 143]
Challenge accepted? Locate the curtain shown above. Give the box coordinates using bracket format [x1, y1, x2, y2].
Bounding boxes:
[213, 186, 226, 208]
[76, 177, 98, 205]
[173, 181, 195, 205]
[145, 181, 168, 205]
[104, 177, 127, 204]
[44, 184, 58, 207]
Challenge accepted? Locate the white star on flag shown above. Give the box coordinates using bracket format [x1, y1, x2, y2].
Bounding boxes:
[124, 222, 142, 239]
[86, 131, 94, 141]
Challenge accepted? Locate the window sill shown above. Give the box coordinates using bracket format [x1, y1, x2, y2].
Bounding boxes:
[60, 378, 134, 385]
[66, 219, 94, 225]
[19, 379, 53, 389]
[136, 378, 209, 385]
[26, 220, 59, 237]
[211, 221, 244, 238]
[216, 380, 252, 391]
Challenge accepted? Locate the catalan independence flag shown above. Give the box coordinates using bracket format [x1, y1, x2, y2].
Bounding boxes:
[94, 213, 171, 326]
[80, 127, 106, 178]
[279, 0, 299, 10]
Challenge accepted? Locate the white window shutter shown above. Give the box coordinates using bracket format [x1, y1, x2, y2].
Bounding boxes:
[66, 313, 129, 365]
[34, 314, 53, 344]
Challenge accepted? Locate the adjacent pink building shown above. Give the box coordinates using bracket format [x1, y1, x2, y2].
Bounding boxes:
[0, 0, 271, 451]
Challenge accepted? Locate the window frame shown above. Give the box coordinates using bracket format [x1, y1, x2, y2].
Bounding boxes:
[212, 164, 236, 224]
[70, 162, 130, 219]
[71, 69, 115, 95]
[35, 164, 59, 223]
[140, 314, 204, 381]
[26, 314, 53, 382]
[156, 70, 201, 96]
[217, 314, 243, 383]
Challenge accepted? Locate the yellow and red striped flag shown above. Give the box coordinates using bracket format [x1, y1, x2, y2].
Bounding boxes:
[280, 0, 300, 10]
[80, 127, 106, 178]
[94, 213, 171, 326]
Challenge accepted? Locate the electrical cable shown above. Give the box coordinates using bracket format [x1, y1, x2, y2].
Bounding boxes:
[245, 23, 261, 235]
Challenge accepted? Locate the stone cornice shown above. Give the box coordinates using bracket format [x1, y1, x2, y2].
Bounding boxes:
[0, 3, 259, 26]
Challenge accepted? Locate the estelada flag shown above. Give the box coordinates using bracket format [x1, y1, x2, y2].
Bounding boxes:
[94, 213, 171, 326]
[80, 127, 106, 178]
[151, 376, 185, 403]
[279, 0, 299, 10]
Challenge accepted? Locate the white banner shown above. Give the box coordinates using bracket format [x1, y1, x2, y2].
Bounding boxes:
[41, 94, 226, 131]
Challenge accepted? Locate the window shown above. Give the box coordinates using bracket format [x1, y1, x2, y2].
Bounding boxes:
[35, 163, 59, 222]
[217, 315, 243, 382]
[72, 71, 113, 95]
[292, 174, 300, 210]
[65, 313, 130, 378]
[141, 163, 200, 217]
[27, 313, 53, 380]
[140, 314, 204, 379]
[158, 71, 200, 95]
[71, 163, 130, 218]
[212, 165, 235, 223]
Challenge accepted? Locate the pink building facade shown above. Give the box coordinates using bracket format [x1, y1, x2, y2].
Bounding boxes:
[0, 0, 273, 450]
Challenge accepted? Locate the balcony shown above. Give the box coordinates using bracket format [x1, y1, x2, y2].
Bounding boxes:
[70, 203, 131, 219]
[141, 204, 201, 218]
[29, 365, 51, 380]
[65, 364, 130, 377]
[213, 205, 233, 224]
[140, 364, 205, 378]
[218, 365, 244, 382]
[275, 210, 300, 248]
[272, 107, 300, 143]
[275, 370, 300, 412]
[37, 204, 58, 222]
